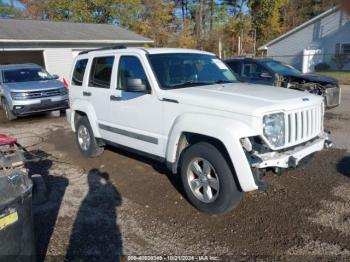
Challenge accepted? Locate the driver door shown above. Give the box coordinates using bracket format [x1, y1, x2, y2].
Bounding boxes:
[105, 54, 164, 157]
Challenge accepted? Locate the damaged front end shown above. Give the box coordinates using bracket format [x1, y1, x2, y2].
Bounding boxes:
[241, 132, 332, 192]
[275, 75, 341, 109]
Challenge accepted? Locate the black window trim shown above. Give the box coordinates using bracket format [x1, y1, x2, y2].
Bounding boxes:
[117, 55, 152, 93]
[342, 43, 350, 55]
[72, 58, 88, 87]
[88, 55, 115, 89]
[242, 60, 274, 78]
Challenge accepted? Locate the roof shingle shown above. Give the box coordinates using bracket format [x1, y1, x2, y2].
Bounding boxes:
[0, 19, 153, 43]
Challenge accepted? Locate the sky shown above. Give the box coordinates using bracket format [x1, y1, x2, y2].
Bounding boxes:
[3, 0, 23, 9]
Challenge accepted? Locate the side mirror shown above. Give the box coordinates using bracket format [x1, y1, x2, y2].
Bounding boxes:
[260, 72, 273, 79]
[125, 78, 149, 93]
[52, 74, 60, 80]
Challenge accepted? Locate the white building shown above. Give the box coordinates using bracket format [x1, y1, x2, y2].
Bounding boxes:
[0, 19, 153, 79]
[259, 6, 350, 73]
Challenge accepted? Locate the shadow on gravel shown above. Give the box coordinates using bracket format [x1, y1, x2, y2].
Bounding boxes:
[106, 145, 186, 197]
[337, 156, 350, 178]
[65, 169, 123, 261]
[25, 154, 69, 262]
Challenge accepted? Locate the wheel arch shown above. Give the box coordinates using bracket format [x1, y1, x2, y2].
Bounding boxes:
[165, 113, 259, 192]
[70, 101, 101, 137]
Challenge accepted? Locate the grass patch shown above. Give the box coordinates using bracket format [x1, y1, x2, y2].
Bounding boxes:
[316, 71, 350, 85]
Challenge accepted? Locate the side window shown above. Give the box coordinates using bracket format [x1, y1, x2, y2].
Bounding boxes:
[89, 56, 115, 88]
[117, 56, 150, 90]
[242, 62, 269, 78]
[227, 61, 240, 75]
[72, 59, 88, 86]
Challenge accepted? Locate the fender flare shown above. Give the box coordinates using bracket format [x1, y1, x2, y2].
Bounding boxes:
[166, 113, 259, 192]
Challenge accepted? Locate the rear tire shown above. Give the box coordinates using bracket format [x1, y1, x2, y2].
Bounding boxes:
[75, 116, 104, 158]
[2, 98, 17, 121]
[180, 142, 242, 214]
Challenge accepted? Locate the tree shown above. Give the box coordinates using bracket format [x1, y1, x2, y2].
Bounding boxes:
[18, 0, 49, 19]
[248, 0, 286, 44]
[0, 0, 22, 17]
[341, 0, 350, 15]
[280, 0, 336, 33]
[133, 0, 176, 47]
[19, 0, 142, 27]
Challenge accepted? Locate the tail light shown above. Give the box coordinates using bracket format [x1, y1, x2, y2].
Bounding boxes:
[63, 78, 69, 89]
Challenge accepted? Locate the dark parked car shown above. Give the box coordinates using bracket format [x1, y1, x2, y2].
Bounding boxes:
[225, 58, 341, 108]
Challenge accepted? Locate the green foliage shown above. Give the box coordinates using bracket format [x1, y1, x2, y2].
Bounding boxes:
[16, 0, 337, 58]
[248, 0, 286, 44]
[19, 0, 142, 26]
[0, 0, 22, 17]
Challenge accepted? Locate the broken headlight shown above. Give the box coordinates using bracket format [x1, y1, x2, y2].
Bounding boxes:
[263, 113, 285, 148]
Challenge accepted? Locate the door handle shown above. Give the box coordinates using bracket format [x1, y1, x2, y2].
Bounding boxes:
[83, 91, 91, 97]
[110, 95, 123, 101]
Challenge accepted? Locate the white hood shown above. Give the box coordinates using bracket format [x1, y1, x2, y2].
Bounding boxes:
[161, 83, 323, 116]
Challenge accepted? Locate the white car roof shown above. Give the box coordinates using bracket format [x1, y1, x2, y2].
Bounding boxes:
[144, 48, 215, 56]
[78, 47, 216, 57]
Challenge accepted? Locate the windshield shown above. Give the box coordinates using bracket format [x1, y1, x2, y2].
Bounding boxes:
[3, 67, 54, 83]
[262, 61, 301, 76]
[148, 53, 237, 89]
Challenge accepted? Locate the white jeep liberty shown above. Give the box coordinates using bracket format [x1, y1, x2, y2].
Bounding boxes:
[66, 47, 332, 214]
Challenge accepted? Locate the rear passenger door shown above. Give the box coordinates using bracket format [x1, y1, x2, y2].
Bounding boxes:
[86, 55, 115, 124]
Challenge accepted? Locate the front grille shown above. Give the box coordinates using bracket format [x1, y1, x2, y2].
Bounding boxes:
[285, 104, 323, 147]
[325, 87, 341, 108]
[25, 89, 63, 99]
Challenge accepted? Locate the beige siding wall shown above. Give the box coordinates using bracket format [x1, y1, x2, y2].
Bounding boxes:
[44, 48, 74, 80]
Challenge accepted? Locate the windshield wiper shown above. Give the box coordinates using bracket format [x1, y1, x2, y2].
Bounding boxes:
[213, 80, 235, 84]
[169, 81, 213, 89]
[169, 80, 235, 89]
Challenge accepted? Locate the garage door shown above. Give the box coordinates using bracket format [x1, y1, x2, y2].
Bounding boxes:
[0, 51, 45, 67]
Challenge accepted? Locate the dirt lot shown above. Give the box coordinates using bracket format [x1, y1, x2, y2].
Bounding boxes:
[0, 86, 349, 261]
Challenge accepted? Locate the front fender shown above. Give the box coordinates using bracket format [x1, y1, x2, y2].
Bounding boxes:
[70, 100, 101, 138]
[166, 113, 259, 192]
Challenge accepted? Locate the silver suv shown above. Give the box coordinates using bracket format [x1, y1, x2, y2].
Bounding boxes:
[0, 64, 69, 120]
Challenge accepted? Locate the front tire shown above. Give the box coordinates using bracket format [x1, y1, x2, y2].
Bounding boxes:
[75, 116, 104, 158]
[180, 142, 242, 214]
[2, 98, 17, 121]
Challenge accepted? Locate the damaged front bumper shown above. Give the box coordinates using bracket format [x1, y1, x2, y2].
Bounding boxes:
[251, 133, 331, 169]
[324, 86, 341, 108]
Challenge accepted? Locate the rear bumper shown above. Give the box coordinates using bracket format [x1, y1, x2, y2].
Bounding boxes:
[66, 109, 72, 124]
[252, 134, 330, 169]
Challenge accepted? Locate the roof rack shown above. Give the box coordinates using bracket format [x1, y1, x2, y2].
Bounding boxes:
[79, 45, 127, 55]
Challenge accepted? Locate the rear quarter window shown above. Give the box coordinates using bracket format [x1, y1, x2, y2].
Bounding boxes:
[72, 59, 88, 86]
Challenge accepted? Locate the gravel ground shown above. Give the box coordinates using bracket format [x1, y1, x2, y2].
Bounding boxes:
[0, 86, 349, 261]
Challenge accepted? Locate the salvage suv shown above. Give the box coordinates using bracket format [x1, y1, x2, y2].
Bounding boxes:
[67, 46, 332, 214]
[0, 64, 69, 120]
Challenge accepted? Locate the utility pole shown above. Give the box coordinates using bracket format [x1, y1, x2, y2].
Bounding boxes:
[195, 0, 204, 49]
[238, 36, 241, 56]
[253, 29, 257, 57]
[240, 30, 244, 55]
